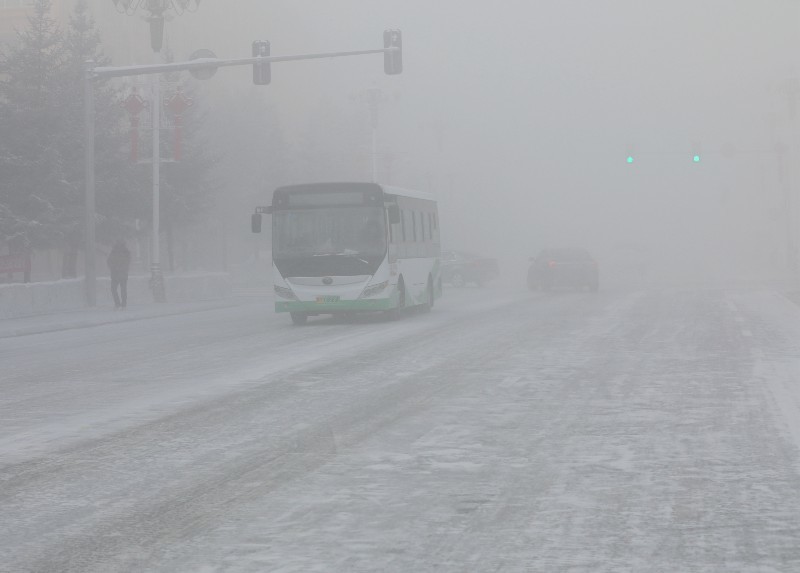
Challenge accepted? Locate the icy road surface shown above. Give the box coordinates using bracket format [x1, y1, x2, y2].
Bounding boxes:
[3, 286, 800, 572]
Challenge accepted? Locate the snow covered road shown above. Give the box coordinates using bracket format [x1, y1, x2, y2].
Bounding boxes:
[3, 286, 800, 572]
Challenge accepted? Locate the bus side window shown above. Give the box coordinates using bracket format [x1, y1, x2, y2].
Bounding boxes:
[419, 211, 426, 256]
[399, 210, 407, 258]
[418, 211, 423, 242]
[425, 212, 431, 256]
[427, 212, 433, 254]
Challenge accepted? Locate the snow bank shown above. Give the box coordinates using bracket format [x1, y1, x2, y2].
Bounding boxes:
[0, 273, 232, 319]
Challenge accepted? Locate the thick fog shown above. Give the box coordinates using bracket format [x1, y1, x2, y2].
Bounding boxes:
[10, 3, 800, 570]
[140, 1, 796, 285]
[73, 0, 799, 287]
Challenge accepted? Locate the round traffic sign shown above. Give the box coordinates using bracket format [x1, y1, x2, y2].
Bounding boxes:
[188, 49, 218, 81]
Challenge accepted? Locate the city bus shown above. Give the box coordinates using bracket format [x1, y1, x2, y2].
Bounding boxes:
[252, 182, 442, 325]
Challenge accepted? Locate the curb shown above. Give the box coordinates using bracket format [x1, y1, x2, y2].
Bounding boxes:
[0, 299, 241, 339]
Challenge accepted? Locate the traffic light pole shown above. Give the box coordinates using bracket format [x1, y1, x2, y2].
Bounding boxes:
[82, 37, 401, 306]
[84, 60, 96, 307]
[90, 47, 398, 80]
[150, 74, 165, 302]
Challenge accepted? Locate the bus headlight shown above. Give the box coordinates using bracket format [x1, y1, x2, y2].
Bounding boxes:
[359, 280, 388, 298]
[274, 285, 298, 300]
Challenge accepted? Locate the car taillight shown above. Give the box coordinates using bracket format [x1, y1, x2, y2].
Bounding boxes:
[548, 260, 557, 268]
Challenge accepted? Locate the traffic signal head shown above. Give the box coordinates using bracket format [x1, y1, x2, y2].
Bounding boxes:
[252, 40, 271, 85]
[626, 155, 634, 164]
[384, 29, 403, 75]
[690, 141, 702, 164]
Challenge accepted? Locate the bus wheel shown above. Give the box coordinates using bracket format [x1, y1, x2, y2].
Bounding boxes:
[290, 312, 308, 325]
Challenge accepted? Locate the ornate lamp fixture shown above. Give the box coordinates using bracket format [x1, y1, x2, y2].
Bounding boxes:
[111, 0, 201, 52]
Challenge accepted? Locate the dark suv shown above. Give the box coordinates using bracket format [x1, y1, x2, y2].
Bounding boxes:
[527, 248, 599, 292]
[441, 250, 500, 287]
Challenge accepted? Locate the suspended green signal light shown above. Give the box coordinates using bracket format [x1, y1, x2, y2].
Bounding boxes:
[626, 155, 634, 164]
[692, 154, 701, 163]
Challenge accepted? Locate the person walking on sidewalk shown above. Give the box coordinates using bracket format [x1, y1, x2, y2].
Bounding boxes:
[107, 239, 131, 309]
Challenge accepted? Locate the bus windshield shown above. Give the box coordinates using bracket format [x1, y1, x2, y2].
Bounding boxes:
[273, 206, 387, 260]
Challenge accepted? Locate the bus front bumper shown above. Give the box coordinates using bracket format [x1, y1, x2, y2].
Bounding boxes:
[275, 297, 396, 314]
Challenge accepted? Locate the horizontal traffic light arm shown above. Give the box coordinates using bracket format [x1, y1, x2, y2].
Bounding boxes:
[90, 47, 400, 80]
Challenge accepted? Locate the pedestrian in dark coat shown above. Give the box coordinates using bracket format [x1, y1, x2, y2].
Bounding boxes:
[107, 240, 131, 309]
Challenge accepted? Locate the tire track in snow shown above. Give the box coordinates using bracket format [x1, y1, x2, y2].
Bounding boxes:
[2, 291, 613, 572]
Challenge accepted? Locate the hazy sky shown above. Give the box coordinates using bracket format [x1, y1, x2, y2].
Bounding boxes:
[91, 0, 800, 281]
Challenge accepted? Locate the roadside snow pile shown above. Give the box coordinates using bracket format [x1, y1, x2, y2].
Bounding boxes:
[0, 273, 232, 319]
[0, 279, 85, 319]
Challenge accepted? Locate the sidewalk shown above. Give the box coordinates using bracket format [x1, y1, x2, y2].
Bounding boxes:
[0, 298, 240, 339]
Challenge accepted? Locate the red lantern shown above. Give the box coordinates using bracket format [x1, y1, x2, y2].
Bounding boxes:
[165, 88, 193, 161]
[121, 90, 148, 162]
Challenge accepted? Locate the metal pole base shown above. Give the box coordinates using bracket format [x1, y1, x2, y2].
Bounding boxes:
[150, 263, 166, 303]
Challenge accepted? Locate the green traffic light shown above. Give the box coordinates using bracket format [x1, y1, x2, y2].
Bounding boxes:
[626, 156, 634, 164]
[693, 155, 701, 163]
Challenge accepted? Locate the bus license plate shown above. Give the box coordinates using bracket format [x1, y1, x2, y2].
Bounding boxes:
[316, 296, 340, 304]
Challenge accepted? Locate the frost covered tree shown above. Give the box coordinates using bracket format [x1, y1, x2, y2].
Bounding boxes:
[0, 0, 138, 277]
[0, 0, 66, 255]
[60, 0, 138, 276]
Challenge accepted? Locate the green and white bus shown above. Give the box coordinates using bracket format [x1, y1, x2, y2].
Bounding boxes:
[252, 182, 442, 325]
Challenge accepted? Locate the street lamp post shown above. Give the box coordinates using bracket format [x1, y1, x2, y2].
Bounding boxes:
[84, 60, 96, 306]
[111, 0, 200, 302]
[112, 0, 201, 52]
[150, 74, 165, 301]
